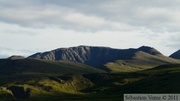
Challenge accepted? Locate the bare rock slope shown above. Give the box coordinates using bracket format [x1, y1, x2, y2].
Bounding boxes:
[28, 46, 162, 67]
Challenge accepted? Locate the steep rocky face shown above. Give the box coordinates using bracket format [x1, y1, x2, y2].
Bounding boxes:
[170, 49, 180, 59]
[28, 46, 162, 67]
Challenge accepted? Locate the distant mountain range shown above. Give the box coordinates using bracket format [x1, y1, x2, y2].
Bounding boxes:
[28, 45, 180, 72]
[28, 46, 162, 67]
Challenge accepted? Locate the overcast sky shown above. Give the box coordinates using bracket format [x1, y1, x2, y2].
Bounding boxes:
[0, 0, 180, 58]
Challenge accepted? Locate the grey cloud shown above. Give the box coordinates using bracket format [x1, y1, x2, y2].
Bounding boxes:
[0, 0, 180, 32]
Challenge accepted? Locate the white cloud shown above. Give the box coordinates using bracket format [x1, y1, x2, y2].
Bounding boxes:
[63, 13, 105, 28]
[0, 0, 180, 57]
[1, 0, 180, 32]
[0, 3, 136, 32]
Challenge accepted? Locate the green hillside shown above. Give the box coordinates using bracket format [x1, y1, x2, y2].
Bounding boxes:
[0, 59, 104, 85]
[104, 51, 180, 73]
[0, 62, 179, 101]
[81, 64, 180, 100]
[121, 64, 180, 93]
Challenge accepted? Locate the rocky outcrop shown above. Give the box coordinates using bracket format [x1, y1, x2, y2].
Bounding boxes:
[28, 46, 162, 67]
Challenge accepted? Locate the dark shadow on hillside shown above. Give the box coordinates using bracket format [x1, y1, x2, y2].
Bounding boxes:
[8, 86, 31, 99]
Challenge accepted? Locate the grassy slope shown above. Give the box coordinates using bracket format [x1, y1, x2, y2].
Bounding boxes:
[0, 59, 104, 100]
[0, 59, 180, 101]
[121, 64, 180, 93]
[104, 51, 180, 73]
[85, 64, 180, 93]
[77, 64, 180, 101]
[0, 59, 104, 85]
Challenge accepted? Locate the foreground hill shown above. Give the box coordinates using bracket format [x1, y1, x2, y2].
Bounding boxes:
[0, 58, 104, 84]
[170, 49, 180, 59]
[119, 64, 180, 93]
[28, 46, 180, 72]
[0, 63, 179, 101]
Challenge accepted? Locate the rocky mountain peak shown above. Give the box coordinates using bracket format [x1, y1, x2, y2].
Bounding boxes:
[28, 46, 163, 67]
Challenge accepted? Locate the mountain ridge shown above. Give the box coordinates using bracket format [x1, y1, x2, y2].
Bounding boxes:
[104, 51, 180, 73]
[28, 45, 162, 68]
